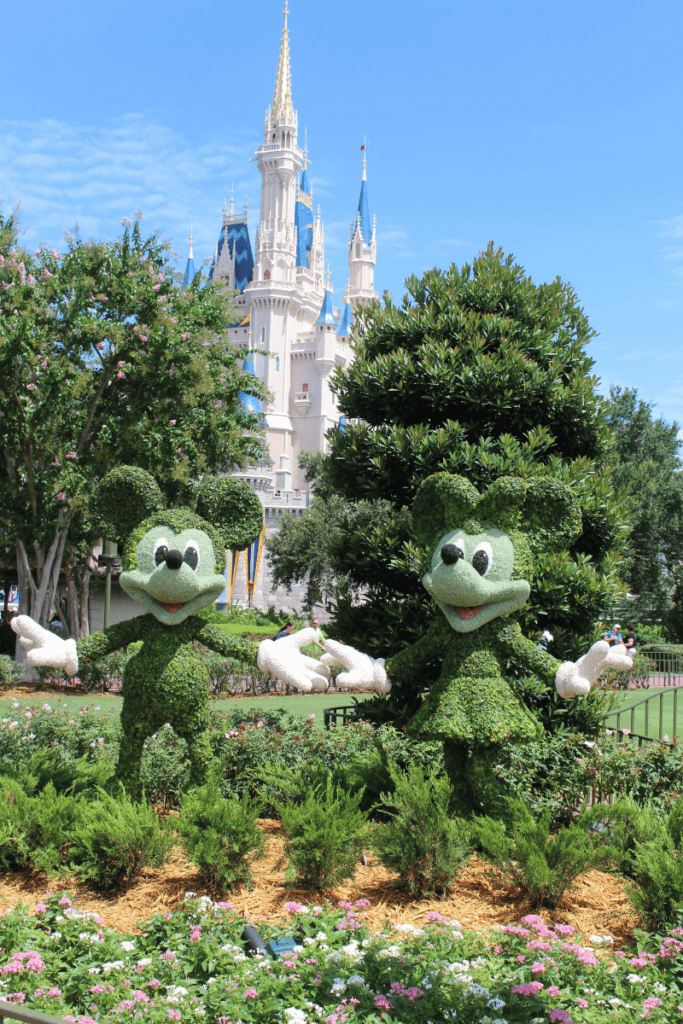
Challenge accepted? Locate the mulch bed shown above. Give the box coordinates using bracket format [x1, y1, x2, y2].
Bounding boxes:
[0, 819, 639, 947]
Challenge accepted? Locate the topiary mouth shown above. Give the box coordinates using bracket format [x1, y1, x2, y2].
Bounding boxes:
[159, 601, 186, 613]
[457, 606, 482, 620]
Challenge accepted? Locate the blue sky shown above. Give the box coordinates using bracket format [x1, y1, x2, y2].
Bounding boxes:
[2, 0, 682, 427]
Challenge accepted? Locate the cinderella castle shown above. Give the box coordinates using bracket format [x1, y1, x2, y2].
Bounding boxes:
[179, 2, 379, 610]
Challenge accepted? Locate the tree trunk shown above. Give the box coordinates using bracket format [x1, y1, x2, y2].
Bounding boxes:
[14, 519, 71, 680]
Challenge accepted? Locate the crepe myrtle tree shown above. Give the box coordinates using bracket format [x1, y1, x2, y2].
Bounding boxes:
[324, 244, 628, 668]
[0, 210, 268, 664]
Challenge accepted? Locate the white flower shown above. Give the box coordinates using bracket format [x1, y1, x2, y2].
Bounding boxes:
[346, 975, 368, 988]
[331, 978, 346, 994]
[120, 940, 136, 952]
[136, 958, 153, 967]
[341, 940, 360, 957]
[468, 983, 491, 998]
[487, 998, 506, 1011]
[303, 937, 316, 946]
[315, 931, 327, 941]
[627, 974, 646, 984]
[284, 1010, 307, 1024]
[325, 951, 342, 963]
[51, 931, 62, 940]
[184, 891, 197, 898]
[608, 998, 622, 1006]
[102, 961, 124, 973]
[653, 982, 667, 993]
[166, 986, 189, 1003]
[195, 1009, 206, 1016]
[87, 968, 100, 975]
[393, 922, 424, 935]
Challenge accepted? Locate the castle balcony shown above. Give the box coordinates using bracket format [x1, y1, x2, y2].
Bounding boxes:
[293, 391, 312, 415]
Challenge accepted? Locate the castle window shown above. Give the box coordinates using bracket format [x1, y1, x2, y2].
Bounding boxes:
[355, 243, 360, 257]
[275, 356, 280, 371]
[264, 270, 271, 280]
[302, 383, 308, 392]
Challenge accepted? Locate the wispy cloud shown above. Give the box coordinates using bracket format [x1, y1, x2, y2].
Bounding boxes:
[0, 115, 262, 264]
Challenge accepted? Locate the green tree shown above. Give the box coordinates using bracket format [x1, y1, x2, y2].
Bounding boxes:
[324, 244, 627, 669]
[604, 386, 683, 624]
[0, 211, 268, 663]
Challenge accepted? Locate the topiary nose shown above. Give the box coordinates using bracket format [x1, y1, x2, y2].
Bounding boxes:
[440, 544, 464, 565]
[164, 549, 184, 570]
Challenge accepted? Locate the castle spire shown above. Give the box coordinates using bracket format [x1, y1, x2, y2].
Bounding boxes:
[229, 185, 234, 221]
[356, 144, 371, 243]
[272, 1, 294, 124]
[181, 227, 196, 289]
[188, 226, 194, 260]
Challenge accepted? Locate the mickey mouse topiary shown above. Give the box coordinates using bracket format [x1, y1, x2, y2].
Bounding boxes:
[13, 467, 390, 798]
[14, 467, 266, 796]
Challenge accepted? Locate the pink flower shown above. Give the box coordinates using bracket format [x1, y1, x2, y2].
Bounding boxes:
[531, 961, 546, 973]
[548, 1012, 572, 1023]
[89, 985, 105, 995]
[57, 492, 66, 502]
[41, 360, 48, 368]
[117, 361, 125, 367]
[215, 902, 233, 910]
[284, 901, 304, 913]
[47, 988, 62, 998]
[97, 342, 105, 349]
[548, 986, 561, 996]
[644, 998, 663, 1009]
[66, 451, 77, 459]
[117, 371, 125, 379]
[153, 284, 161, 292]
[577, 998, 588, 1008]
[181, 333, 188, 340]
[517, 955, 526, 963]
[426, 911, 446, 923]
[148, 980, 161, 989]
[244, 989, 258, 999]
[51, 250, 59, 258]
[139, 334, 148, 341]
[167, 1012, 180, 1021]
[26, 383, 37, 391]
[162, 951, 176, 960]
[511, 982, 544, 998]
[35, 903, 47, 913]
[169, 419, 176, 425]
[374, 996, 393, 1010]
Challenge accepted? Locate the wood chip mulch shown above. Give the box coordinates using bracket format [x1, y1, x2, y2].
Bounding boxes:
[0, 819, 640, 948]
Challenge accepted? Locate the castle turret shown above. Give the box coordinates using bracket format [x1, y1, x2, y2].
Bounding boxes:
[345, 148, 378, 310]
[181, 228, 196, 289]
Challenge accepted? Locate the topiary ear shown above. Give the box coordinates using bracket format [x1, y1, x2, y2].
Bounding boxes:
[522, 478, 582, 552]
[195, 477, 263, 551]
[90, 466, 165, 543]
[476, 477, 527, 533]
[412, 473, 481, 548]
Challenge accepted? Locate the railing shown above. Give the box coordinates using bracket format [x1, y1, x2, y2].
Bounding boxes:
[639, 645, 683, 687]
[599, 685, 683, 748]
[0, 1000, 65, 1024]
[324, 704, 364, 729]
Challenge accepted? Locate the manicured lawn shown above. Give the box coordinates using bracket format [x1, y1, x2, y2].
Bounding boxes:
[0, 689, 369, 727]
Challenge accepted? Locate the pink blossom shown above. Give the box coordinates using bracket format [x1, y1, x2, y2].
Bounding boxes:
[117, 371, 125, 379]
[548, 1012, 572, 1023]
[511, 982, 544, 997]
[117, 361, 125, 367]
[644, 998, 663, 1010]
[35, 903, 47, 913]
[140, 334, 148, 341]
[170, 419, 176, 425]
[89, 985, 105, 995]
[162, 951, 176, 960]
[66, 451, 77, 459]
[51, 250, 59, 258]
[531, 961, 546, 973]
[425, 911, 446, 923]
[577, 998, 588, 1008]
[167, 1013, 180, 1021]
[284, 901, 305, 913]
[374, 996, 393, 1009]
[41, 360, 48, 368]
[47, 988, 62, 998]
[57, 492, 66, 502]
[215, 901, 233, 910]
[158, 296, 166, 302]
[97, 342, 105, 349]
[244, 989, 258, 999]
[517, 955, 526, 963]
[181, 333, 188, 340]
[6, 994, 26, 1004]
[553, 923, 575, 935]
[153, 284, 161, 292]
[26, 383, 37, 391]
[148, 980, 161, 989]
[548, 986, 561, 997]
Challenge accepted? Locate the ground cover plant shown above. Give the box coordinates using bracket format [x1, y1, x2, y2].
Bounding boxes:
[0, 892, 682, 1022]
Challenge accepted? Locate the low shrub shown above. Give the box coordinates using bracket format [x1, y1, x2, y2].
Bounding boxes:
[278, 776, 368, 890]
[371, 762, 472, 896]
[626, 837, 683, 930]
[178, 776, 265, 890]
[0, 653, 19, 687]
[140, 726, 192, 809]
[471, 799, 608, 908]
[70, 786, 172, 890]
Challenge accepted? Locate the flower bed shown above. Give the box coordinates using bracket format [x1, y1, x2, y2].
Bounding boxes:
[0, 892, 680, 1023]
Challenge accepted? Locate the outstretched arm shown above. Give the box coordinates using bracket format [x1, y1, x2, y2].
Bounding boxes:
[77, 616, 148, 663]
[495, 621, 558, 688]
[195, 623, 260, 663]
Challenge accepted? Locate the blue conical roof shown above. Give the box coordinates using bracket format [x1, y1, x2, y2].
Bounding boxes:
[336, 301, 354, 337]
[315, 289, 337, 325]
[295, 169, 313, 268]
[238, 353, 262, 416]
[357, 177, 371, 244]
[181, 255, 196, 289]
[208, 219, 254, 292]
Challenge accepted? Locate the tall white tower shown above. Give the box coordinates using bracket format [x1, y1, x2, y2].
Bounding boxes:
[345, 150, 378, 309]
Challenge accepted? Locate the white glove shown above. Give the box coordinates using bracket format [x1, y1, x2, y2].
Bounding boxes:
[320, 639, 392, 694]
[257, 628, 331, 693]
[11, 614, 79, 676]
[556, 640, 632, 698]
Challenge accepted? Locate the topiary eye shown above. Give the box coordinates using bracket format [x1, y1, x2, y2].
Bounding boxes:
[153, 538, 170, 566]
[472, 542, 493, 577]
[183, 541, 200, 571]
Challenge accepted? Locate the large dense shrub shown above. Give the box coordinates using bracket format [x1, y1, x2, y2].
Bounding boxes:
[323, 245, 627, 681]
